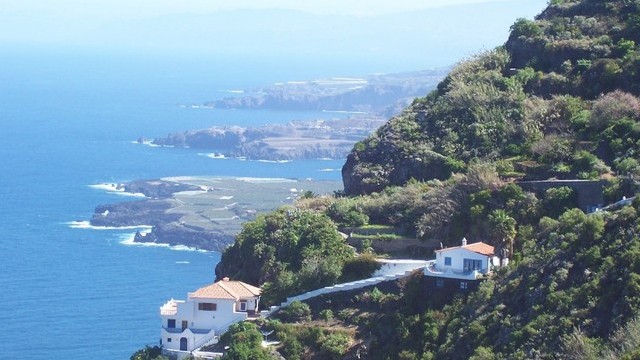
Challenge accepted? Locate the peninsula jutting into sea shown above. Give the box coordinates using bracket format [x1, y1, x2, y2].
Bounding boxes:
[89, 177, 342, 251]
[88, 69, 446, 251]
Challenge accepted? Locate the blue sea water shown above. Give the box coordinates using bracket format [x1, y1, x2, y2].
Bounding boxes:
[0, 49, 356, 359]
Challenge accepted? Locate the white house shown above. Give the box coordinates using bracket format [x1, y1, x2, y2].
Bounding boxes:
[423, 238, 505, 290]
[160, 277, 261, 354]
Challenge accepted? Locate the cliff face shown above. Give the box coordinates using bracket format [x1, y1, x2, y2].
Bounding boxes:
[342, 0, 640, 195]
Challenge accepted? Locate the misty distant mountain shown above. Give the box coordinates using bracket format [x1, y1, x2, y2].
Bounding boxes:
[1, 1, 547, 70]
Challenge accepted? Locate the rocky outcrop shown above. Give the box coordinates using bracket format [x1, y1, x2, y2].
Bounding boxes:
[91, 199, 179, 227]
[121, 179, 202, 198]
[341, 113, 458, 195]
[89, 177, 341, 252]
[151, 118, 387, 161]
[134, 224, 235, 251]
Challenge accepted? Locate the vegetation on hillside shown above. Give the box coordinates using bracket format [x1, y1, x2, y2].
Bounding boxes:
[214, 208, 356, 305]
[135, 0, 640, 358]
[342, 0, 640, 195]
[215, 197, 640, 359]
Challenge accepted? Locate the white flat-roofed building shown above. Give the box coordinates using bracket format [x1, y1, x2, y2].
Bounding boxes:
[160, 277, 261, 355]
[424, 238, 505, 290]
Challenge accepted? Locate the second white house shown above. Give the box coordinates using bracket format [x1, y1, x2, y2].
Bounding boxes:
[160, 277, 261, 355]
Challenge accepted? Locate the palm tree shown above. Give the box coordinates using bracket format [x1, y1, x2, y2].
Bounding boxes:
[487, 209, 517, 265]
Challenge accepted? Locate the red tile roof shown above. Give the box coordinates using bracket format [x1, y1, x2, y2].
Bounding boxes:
[189, 278, 261, 300]
[435, 242, 495, 256]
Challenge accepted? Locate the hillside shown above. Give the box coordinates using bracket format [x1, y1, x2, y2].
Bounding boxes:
[204, 1, 640, 360]
[342, 0, 640, 195]
[135, 1, 640, 359]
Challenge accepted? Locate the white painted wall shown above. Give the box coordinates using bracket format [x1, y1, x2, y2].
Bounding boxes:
[435, 248, 490, 272]
[160, 296, 257, 351]
[373, 259, 431, 277]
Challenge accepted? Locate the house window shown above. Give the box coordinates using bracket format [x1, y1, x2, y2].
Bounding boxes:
[239, 301, 247, 311]
[460, 281, 468, 290]
[198, 302, 217, 311]
[463, 259, 482, 272]
[167, 338, 172, 343]
[167, 319, 176, 328]
[444, 257, 452, 266]
[436, 279, 444, 288]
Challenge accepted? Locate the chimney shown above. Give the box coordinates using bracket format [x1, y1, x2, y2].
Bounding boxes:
[461, 237, 467, 246]
[223, 277, 230, 282]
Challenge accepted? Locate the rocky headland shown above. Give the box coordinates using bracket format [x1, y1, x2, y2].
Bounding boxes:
[146, 69, 446, 161]
[202, 69, 447, 117]
[90, 177, 340, 251]
[148, 117, 386, 161]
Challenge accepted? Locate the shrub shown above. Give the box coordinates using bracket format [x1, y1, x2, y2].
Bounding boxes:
[341, 253, 381, 282]
[279, 301, 311, 322]
[590, 91, 640, 131]
[319, 332, 351, 359]
[542, 186, 578, 218]
[318, 309, 334, 322]
[130, 346, 166, 360]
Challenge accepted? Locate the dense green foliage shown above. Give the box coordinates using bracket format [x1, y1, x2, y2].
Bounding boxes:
[266, 320, 352, 360]
[359, 199, 640, 360]
[342, 0, 640, 195]
[219, 322, 275, 360]
[251, 198, 640, 359]
[215, 207, 354, 305]
[203, 1, 640, 359]
[129, 346, 167, 360]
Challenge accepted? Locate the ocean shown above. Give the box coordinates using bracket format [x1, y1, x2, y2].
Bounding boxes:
[0, 48, 358, 359]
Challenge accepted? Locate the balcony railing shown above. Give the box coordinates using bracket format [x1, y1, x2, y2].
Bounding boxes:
[160, 299, 183, 316]
[162, 326, 212, 335]
[424, 264, 486, 280]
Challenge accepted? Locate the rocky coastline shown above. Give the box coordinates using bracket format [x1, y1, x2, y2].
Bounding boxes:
[203, 69, 447, 117]
[147, 117, 386, 161]
[89, 177, 340, 252]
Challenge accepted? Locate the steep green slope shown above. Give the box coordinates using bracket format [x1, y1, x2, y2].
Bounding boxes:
[342, 0, 640, 195]
[208, 1, 640, 359]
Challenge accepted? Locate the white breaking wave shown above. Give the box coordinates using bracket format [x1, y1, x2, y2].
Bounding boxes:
[134, 140, 162, 147]
[67, 221, 152, 231]
[88, 183, 146, 198]
[321, 110, 367, 114]
[174, 190, 208, 196]
[119, 233, 207, 252]
[199, 153, 227, 159]
[235, 177, 297, 183]
[256, 159, 292, 163]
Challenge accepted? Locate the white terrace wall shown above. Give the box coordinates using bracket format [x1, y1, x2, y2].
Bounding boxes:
[373, 259, 431, 277]
[272, 262, 428, 312]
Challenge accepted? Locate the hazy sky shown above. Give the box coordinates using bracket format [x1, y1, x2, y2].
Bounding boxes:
[1, 0, 522, 21]
[0, 0, 548, 73]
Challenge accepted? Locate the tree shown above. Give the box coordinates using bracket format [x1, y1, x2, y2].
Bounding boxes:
[487, 209, 517, 262]
[215, 207, 354, 305]
[130, 346, 167, 360]
[220, 322, 275, 360]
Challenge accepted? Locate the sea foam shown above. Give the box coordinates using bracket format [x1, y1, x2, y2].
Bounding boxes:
[119, 233, 207, 252]
[199, 153, 227, 159]
[235, 177, 297, 183]
[88, 183, 146, 198]
[67, 221, 153, 231]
